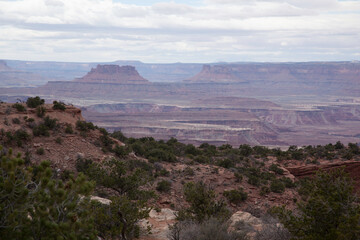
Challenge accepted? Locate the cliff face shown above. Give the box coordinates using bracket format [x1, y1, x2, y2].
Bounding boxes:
[186, 65, 245, 83]
[287, 161, 360, 191]
[75, 64, 149, 84]
[186, 62, 360, 85]
[0, 102, 123, 171]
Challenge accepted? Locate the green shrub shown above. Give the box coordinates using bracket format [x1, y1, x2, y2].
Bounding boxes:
[26, 96, 44, 108]
[334, 141, 344, 149]
[26, 117, 34, 122]
[184, 166, 195, 176]
[281, 177, 296, 188]
[239, 144, 253, 157]
[76, 120, 95, 132]
[55, 137, 62, 144]
[273, 169, 360, 240]
[12, 118, 20, 124]
[43, 116, 58, 129]
[75, 158, 93, 173]
[91, 196, 149, 240]
[157, 168, 170, 177]
[260, 186, 270, 196]
[5, 129, 30, 147]
[131, 142, 145, 156]
[248, 175, 260, 187]
[156, 180, 172, 193]
[36, 147, 45, 155]
[65, 124, 73, 134]
[111, 130, 127, 142]
[185, 144, 201, 156]
[270, 179, 285, 193]
[12, 103, 26, 112]
[181, 181, 230, 222]
[269, 164, 284, 175]
[146, 148, 176, 162]
[223, 188, 247, 205]
[217, 158, 235, 169]
[32, 124, 50, 137]
[234, 172, 243, 182]
[113, 145, 128, 158]
[194, 155, 209, 164]
[52, 100, 66, 110]
[218, 144, 233, 150]
[0, 157, 96, 239]
[36, 106, 46, 117]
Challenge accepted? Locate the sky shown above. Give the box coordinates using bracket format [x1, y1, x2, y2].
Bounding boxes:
[0, 0, 359, 63]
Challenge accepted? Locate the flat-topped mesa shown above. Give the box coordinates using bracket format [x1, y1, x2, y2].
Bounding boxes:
[185, 64, 245, 83]
[75, 64, 150, 84]
[185, 62, 360, 84]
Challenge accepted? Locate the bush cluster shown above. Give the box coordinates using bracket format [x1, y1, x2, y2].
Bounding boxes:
[52, 100, 66, 110]
[26, 96, 45, 108]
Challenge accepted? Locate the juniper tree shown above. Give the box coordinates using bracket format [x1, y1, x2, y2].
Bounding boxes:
[0, 146, 96, 240]
[273, 169, 360, 240]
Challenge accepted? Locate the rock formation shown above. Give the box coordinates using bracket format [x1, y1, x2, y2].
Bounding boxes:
[75, 64, 149, 84]
[186, 64, 245, 83]
[185, 62, 360, 86]
[286, 161, 360, 191]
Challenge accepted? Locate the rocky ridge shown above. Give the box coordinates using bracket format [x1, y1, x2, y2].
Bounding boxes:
[2, 101, 360, 240]
[0, 102, 123, 171]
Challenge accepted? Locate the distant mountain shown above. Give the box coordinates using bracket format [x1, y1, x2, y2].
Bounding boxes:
[0, 60, 48, 87]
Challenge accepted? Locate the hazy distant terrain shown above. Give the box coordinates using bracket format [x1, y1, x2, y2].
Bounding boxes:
[0, 60, 359, 147]
[3, 59, 203, 84]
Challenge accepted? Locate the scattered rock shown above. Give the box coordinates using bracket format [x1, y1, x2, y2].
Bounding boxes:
[139, 208, 177, 240]
[91, 196, 111, 205]
[76, 152, 85, 159]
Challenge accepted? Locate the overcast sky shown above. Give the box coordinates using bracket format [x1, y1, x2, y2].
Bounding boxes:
[0, 0, 359, 63]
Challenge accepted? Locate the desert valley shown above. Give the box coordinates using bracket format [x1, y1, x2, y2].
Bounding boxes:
[2, 0, 360, 239]
[1, 60, 359, 148]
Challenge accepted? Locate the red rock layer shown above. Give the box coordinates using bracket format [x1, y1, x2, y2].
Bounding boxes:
[286, 161, 360, 191]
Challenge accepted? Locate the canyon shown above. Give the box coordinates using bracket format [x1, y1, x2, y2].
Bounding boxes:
[0, 60, 359, 147]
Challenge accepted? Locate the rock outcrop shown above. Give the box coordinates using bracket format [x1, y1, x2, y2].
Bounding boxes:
[286, 161, 360, 191]
[139, 208, 177, 240]
[75, 64, 149, 84]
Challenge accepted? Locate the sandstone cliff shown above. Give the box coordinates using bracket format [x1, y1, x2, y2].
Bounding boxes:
[287, 161, 360, 191]
[186, 62, 360, 86]
[75, 64, 149, 84]
[186, 64, 245, 83]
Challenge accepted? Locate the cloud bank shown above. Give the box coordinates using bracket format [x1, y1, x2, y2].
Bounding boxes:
[0, 0, 359, 62]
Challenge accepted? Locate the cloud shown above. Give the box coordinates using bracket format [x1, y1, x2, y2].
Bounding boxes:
[0, 0, 359, 62]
